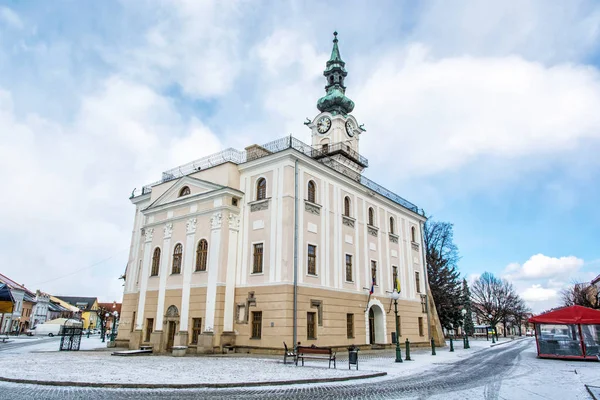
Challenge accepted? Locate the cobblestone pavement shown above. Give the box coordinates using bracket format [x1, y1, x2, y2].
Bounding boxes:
[0, 340, 530, 399]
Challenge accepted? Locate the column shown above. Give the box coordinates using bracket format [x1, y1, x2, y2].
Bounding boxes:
[223, 213, 240, 331]
[179, 218, 197, 334]
[135, 228, 154, 330]
[155, 223, 172, 329]
[204, 212, 222, 332]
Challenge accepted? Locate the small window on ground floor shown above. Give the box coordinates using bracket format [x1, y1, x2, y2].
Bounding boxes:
[191, 318, 202, 344]
[145, 318, 154, 342]
[251, 311, 262, 339]
[347, 314, 354, 339]
[418, 317, 424, 337]
[307, 312, 317, 340]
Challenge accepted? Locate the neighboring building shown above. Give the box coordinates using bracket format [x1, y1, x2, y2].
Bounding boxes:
[53, 296, 98, 329]
[32, 290, 51, 327]
[0, 273, 28, 334]
[47, 300, 74, 321]
[590, 274, 600, 307]
[20, 291, 37, 333]
[117, 33, 434, 354]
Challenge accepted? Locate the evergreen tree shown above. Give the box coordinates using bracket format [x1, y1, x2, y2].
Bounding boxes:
[461, 278, 475, 336]
[424, 220, 463, 332]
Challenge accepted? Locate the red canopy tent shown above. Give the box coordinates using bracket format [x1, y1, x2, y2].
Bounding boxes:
[529, 306, 600, 360]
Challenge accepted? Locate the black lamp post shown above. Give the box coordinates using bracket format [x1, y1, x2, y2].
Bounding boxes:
[391, 289, 403, 363]
[489, 314, 495, 344]
[110, 311, 119, 342]
[461, 308, 470, 349]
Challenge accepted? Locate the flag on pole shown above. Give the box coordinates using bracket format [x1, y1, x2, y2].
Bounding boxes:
[395, 277, 401, 293]
[370, 277, 375, 295]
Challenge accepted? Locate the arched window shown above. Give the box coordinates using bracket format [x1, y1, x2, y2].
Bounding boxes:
[179, 186, 190, 197]
[307, 181, 316, 203]
[172, 244, 183, 274]
[151, 248, 161, 276]
[411, 226, 417, 242]
[390, 217, 395, 235]
[344, 196, 351, 217]
[256, 178, 266, 201]
[195, 239, 208, 272]
[368, 207, 375, 226]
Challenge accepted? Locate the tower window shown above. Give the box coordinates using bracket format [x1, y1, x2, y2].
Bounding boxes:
[307, 181, 316, 203]
[411, 226, 417, 242]
[368, 207, 375, 226]
[256, 178, 266, 201]
[344, 196, 351, 217]
[172, 244, 183, 274]
[179, 186, 190, 197]
[195, 239, 208, 272]
[151, 248, 160, 276]
[390, 217, 395, 234]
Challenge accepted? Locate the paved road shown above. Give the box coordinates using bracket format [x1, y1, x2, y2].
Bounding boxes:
[0, 336, 59, 352]
[0, 340, 530, 400]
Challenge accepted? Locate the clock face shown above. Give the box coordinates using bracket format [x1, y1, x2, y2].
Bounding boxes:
[316, 116, 331, 134]
[345, 120, 355, 137]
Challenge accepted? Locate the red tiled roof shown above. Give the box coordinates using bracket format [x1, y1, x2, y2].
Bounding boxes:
[0, 272, 35, 296]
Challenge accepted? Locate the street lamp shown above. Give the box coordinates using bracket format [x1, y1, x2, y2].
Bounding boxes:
[461, 309, 470, 349]
[488, 314, 495, 344]
[110, 311, 119, 342]
[391, 289, 403, 363]
[102, 312, 109, 343]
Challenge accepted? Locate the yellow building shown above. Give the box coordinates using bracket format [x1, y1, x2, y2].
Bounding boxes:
[53, 296, 98, 329]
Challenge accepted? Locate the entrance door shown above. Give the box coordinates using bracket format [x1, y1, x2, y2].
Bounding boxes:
[167, 321, 176, 350]
[369, 308, 376, 344]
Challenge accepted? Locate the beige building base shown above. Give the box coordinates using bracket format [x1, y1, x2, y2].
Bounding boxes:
[220, 331, 236, 352]
[176, 331, 189, 347]
[150, 330, 164, 353]
[196, 332, 215, 354]
[129, 330, 143, 350]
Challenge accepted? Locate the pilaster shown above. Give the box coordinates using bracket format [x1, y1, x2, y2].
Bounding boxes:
[180, 218, 197, 332]
[223, 212, 240, 331]
[135, 228, 154, 330]
[204, 212, 222, 332]
[155, 224, 172, 329]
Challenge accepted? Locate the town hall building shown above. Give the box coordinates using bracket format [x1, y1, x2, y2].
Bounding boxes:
[116, 33, 436, 354]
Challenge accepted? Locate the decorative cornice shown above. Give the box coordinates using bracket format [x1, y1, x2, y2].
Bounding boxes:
[411, 242, 420, 251]
[304, 200, 321, 215]
[342, 215, 355, 228]
[228, 213, 241, 230]
[186, 218, 197, 235]
[163, 223, 173, 239]
[210, 212, 222, 230]
[250, 198, 270, 212]
[367, 225, 379, 237]
[389, 233, 399, 244]
[144, 228, 154, 243]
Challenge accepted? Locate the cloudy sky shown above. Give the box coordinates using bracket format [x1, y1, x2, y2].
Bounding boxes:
[1, 1, 599, 313]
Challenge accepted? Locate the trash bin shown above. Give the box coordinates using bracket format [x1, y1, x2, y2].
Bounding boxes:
[348, 345, 359, 370]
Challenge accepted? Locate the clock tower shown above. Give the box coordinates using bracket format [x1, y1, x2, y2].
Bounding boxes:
[306, 32, 367, 175]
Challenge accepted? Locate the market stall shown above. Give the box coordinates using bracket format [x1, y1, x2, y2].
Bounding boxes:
[529, 305, 600, 360]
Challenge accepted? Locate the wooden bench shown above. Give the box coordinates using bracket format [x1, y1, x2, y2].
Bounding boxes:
[283, 342, 297, 364]
[296, 345, 336, 369]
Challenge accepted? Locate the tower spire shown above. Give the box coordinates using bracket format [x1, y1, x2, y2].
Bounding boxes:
[317, 32, 354, 115]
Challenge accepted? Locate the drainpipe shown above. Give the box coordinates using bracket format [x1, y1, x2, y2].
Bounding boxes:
[419, 218, 432, 341]
[293, 158, 299, 349]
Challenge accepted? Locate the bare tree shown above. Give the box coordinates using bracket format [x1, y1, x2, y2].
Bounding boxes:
[561, 282, 599, 309]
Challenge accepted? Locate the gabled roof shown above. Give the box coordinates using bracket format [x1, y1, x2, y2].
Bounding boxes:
[145, 175, 229, 211]
[529, 305, 600, 324]
[54, 296, 98, 311]
[98, 302, 122, 315]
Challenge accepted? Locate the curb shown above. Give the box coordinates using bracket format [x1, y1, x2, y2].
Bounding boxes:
[586, 385, 600, 400]
[0, 371, 387, 390]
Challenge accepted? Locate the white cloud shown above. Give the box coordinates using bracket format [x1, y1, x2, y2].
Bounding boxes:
[503, 254, 584, 281]
[0, 6, 23, 30]
[521, 285, 559, 303]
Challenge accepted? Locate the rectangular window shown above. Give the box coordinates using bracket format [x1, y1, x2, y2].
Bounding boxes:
[307, 245, 317, 275]
[307, 312, 317, 340]
[251, 311, 262, 339]
[392, 266, 398, 292]
[345, 254, 353, 282]
[418, 317, 424, 336]
[347, 313, 354, 338]
[191, 318, 202, 344]
[145, 318, 153, 342]
[253, 243, 264, 274]
[421, 295, 427, 313]
[371, 260, 377, 286]
[415, 272, 421, 293]
[131, 312, 136, 332]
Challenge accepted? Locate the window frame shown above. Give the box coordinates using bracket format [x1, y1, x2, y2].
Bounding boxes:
[195, 239, 208, 272]
[171, 243, 183, 274]
[145, 318, 154, 342]
[368, 207, 375, 226]
[392, 266, 398, 292]
[346, 313, 354, 339]
[179, 186, 191, 197]
[191, 318, 202, 344]
[415, 271, 421, 294]
[389, 217, 395, 235]
[151, 247, 161, 277]
[307, 244, 317, 276]
[418, 317, 424, 336]
[251, 311, 262, 339]
[345, 253, 353, 282]
[307, 311, 317, 340]
[252, 242, 264, 274]
[344, 196, 351, 217]
[307, 180, 317, 203]
[256, 177, 267, 201]
[371, 260, 378, 286]
[411, 226, 417, 242]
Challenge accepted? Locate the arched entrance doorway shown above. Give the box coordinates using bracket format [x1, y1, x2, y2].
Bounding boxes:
[366, 302, 386, 345]
[165, 305, 179, 351]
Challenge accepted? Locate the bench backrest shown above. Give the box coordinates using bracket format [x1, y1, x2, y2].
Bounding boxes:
[297, 346, 332, 355]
